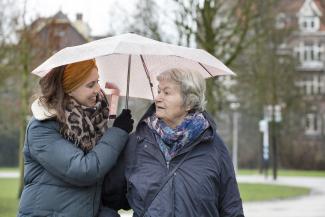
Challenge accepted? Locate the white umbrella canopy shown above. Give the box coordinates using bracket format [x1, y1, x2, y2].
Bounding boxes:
[32, 33, 235, 102]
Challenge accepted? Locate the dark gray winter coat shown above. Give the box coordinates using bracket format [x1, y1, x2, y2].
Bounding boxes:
[18, 117, 128, 217]
[102, 105, 244, 217]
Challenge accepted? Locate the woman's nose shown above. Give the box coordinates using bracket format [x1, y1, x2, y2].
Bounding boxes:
[155, 93, 162, 102]
[94, 83, 100, 93]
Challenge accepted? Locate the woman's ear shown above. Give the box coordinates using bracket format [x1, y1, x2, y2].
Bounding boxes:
[67, 92, 74, 98]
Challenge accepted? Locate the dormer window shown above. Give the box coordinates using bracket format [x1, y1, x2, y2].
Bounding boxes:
[299, 16, 320, 32]
[297, 0, 322, 32]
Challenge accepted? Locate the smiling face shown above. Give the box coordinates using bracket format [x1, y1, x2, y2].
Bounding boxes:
[155, 79, 189, 128]
[68, 67, 100, 107]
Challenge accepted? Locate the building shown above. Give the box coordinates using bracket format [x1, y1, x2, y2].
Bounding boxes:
[277, 0, 325, 168]
[29, 11, 91, 67]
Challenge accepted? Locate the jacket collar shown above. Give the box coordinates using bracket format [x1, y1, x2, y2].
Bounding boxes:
[136, 103, 156, 130]
[31, 98, 56, 121]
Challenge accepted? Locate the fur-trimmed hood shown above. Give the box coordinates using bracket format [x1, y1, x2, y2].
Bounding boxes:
[31, 98, 56, 121]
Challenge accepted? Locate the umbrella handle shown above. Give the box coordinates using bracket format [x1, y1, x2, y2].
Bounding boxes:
[125, 55, 131, 109]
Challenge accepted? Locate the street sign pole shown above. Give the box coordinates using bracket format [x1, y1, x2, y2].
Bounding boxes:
[264, 105, 282, 180]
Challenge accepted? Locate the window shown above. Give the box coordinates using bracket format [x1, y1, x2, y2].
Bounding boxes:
[305, 113, 321, 135]
[299, 75, 325, 95]
[299, 16, 320, 32]
[294, 42, 323, 66]
[54, 30, 65, 37]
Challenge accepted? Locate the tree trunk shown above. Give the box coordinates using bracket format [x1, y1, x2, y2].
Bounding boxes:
[18, 38, 30, 198]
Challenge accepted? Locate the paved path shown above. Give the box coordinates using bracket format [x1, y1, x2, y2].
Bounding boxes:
[238, 175, 325, 217]
[0, 171, 19, 178]
[2, 172, 325, 217]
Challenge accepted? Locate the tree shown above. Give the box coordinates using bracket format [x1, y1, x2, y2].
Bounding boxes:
[129, 0, 163, 41]
[173, 0, 304, 173]
[1, 0, 47, 195]
[173, 0, 258, 116]
[0, 0, 29, 196]
[233, 0, 303, 177]
[0, 0, 19, 84]
[0, 0, 21, 165]
[15, 0, 34, 196]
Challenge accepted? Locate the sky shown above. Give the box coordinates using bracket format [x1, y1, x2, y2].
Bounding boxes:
[12, 0, 180, 44]
[19, 0, 138, 36]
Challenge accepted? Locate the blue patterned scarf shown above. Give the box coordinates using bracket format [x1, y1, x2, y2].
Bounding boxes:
[145, 112, 209, 162]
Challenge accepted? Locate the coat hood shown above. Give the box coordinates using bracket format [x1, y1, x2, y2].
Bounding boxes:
[31, 98, 56, 121]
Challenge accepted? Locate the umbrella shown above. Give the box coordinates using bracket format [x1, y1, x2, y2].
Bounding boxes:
[32, 33, 235, 108]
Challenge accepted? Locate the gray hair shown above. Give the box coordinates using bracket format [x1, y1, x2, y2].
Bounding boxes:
[157, 68, 206, 112]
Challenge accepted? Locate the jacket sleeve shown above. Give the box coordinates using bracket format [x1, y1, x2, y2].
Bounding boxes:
[216, 135, 245, 217]
[27, 119, 129, 187]
[100, 150, 129, 212]
[101, 134, 138, 211]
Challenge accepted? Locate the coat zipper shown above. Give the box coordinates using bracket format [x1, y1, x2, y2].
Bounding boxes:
[144, 138, 171, 171]
[143, 137, 169, 170]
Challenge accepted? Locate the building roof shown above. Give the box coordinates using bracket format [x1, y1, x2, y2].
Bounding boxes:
[30, 11, 90, 41]
[278, 0, 305, 15]
[278, 0, 325, 14]
[52, 11, 69, 22]
[278, 0, 325, 31]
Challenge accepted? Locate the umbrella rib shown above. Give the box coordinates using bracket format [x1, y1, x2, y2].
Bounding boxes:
[198, 62, 213, 77]
[126, 55, 131, 109]
[140, 55, 155, 100]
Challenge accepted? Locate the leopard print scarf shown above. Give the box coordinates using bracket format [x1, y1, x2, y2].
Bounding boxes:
[60, 91, 109, 152]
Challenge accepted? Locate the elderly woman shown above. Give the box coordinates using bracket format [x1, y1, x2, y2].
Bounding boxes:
[101, 68, 244, 217]
[18, 59, 133, 217]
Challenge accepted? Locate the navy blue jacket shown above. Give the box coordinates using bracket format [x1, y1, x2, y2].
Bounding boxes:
[102, 105, 244, 217]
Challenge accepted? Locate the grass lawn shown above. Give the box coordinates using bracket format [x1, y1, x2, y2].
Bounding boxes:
[0, 167, 18, 173]
[2, 167, 325, 176]
[238, 169, 325, 177]
[0, 178, 311, 217]
[0, 179, 19, 217]
[239, 183, 310, 201]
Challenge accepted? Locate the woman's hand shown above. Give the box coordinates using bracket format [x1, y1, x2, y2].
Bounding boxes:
[113, 109, 134, 133]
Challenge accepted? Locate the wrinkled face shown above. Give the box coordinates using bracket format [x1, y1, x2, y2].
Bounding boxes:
[68, 67, 100, 107]
[155, 79, 188, 128]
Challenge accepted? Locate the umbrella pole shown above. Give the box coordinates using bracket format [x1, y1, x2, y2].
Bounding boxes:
[140, 55, 154, 100]
[126, 55, 131, 109]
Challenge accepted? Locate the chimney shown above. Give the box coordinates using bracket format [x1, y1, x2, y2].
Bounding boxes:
[76, 13, 83, 21]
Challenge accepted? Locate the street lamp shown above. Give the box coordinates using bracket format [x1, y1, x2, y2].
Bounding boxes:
[230, 102, 240, 174]
[259, 119, 269, 178]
